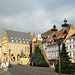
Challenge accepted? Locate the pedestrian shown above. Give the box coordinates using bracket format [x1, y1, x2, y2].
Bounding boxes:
[0, 60, 2, 66]
[32, 61, 33, 66]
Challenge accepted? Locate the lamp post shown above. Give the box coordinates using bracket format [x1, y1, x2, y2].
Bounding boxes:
[9, 49, 11, 67]
[56, 38, 63, 75]
[51, 19, 69, 75]
[51, 25, 62, 75]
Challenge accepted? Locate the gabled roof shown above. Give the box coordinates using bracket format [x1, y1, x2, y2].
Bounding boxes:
[41, 29, 55, 42]
[6, 29, 32, 44]
[41, 29, 53, 37]
[48, 25, 75, 46]
[64, 25, 75, 41]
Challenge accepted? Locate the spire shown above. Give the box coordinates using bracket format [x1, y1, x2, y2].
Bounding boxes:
[33, 33, 36, 37]
[64, 18, 67, 24]
[62, 19, 69, 27]
[51, 24, 58, 31]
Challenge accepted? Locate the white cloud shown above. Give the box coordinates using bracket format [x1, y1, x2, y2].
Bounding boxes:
[0, 0, 75, 38]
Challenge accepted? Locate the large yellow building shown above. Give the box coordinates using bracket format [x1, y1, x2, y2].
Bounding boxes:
[2, 28, 32, 62]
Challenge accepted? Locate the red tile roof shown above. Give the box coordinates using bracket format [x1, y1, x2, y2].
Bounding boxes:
[48, 27, 70, 46]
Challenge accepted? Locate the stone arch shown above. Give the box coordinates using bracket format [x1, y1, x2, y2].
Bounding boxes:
[17, 54, 20, 61]
[11, 54, 14, 61]
[29, 54, 30, 58]
[24, 54, 26, 58]
[11, 54, 13, 56]
[13, 57, 15, 61]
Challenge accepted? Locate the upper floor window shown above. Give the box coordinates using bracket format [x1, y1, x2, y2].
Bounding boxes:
[22, 38, 24, 40]
[73, 38, 75, 41]
[73, 45, 75, 48]
[17, 46, 18, 51]
[25, 47, 26, 52]
[22, 46, 24, 50]
[73, 52, 75, 57]
[23, 41, 25, 43]
[29, 39, 30, 41]
[19, 46, 21, 52]
[16, 40, 18, 43]
[70, 39, 71, 42]
[14, 46, 15, 51]
[26, 39, 28, 41]
[10, 46, 12, 49]
[28, 47, 30, 52]
[70, 45, 71, 49]
[66, 46, 68, 49]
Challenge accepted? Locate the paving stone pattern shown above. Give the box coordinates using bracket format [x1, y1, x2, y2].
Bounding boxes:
[8, 65, 72, 75]
[0, 65, 73, 75]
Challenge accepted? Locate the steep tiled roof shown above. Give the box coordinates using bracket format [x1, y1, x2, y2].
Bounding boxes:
[6, 30, 32, 44]
[41, 29, 55, 42]
[41, 29, 53, 37]
[64, 25, 75, 41]
[48, 26, 70, 46]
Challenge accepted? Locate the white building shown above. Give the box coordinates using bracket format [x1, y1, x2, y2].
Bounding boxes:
[41, 28, 56, 55]
[47, 24, 75, 64]
[66, 34, 75, 59]
[47, 44, 59, 60]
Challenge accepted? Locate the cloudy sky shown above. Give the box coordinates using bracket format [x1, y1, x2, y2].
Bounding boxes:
[0, 0, 75, 39]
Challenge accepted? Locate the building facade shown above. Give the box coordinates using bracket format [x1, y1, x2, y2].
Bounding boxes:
[2, 28, 32, 62]
[41, 28, 56, 55]
[47, 20, 75, 64]
[65, 31, 75, 59]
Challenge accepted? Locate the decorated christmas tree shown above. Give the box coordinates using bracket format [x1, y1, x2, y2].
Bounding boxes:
[31, 40, 50, 67]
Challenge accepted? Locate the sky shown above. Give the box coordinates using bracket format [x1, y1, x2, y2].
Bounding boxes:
[0, 0, 75, 39]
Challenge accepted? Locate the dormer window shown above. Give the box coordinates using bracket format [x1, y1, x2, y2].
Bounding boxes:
[52, 41, 53, 43]
[15, 37, 17, 39]
[20, 41, 22, 43]
[16, 40, 18, 43]
[22, 38, 24, 40]
[27, 42, 29, 44]
[48, 36, 49, 38]
[23, 41, 25, 43]
[29, 39, 31, 41]
[26, 39, 27, 41]
[11, 37, 13, 39]
[12, 40, 14, 42]
[19, 38, 21, 40]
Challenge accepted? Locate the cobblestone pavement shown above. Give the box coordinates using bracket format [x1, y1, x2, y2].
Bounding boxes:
[8, 65, 73, 75]
[0, 68, 12, 75]
[0, 65, 74, 75]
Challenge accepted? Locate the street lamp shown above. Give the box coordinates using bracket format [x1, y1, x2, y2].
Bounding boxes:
[9, 49, 11, 67]
[51, 19, 69, 75]
[51, 25, 62, 75]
